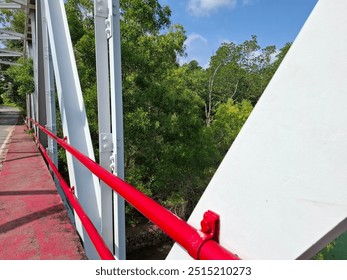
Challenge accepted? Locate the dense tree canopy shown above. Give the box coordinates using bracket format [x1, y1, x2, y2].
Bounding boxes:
[0, 0, 289, 220]
[0, 8, 30, 107]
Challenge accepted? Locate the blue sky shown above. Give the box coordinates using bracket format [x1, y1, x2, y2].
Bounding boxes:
[159, 0, 318, 67]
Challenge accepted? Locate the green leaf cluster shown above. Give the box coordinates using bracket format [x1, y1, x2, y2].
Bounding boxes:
[1, 58, 34, 109]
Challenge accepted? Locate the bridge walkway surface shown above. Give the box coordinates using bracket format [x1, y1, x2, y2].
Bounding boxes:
[0, 106, 86, 259]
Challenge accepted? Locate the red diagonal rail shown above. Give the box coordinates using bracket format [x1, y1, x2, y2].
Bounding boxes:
[27, 117, 240, 260]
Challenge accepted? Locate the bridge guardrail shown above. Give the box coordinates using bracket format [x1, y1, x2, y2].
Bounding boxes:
[26, 117, 240, 260]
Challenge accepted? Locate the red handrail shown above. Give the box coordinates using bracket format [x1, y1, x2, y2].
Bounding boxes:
[26, 121, 115, 260]
[27, 117, 240, 260]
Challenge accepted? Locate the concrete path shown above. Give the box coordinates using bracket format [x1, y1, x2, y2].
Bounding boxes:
[0, 116, 87, 259]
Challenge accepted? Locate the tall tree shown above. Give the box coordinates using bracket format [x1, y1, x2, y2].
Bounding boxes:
[203, 35, 277, 127]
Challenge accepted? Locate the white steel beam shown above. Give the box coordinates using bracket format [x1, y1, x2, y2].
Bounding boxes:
[39, 0, 65, 218]
[26, 94, 31, 129]
[30, 10, 39, 132]
[40, 0, 58, 168]
[0, 3, 22, 9]
[44, 0, 102, 260]
[94, 0, 115, 257]
[23, 1, 30, 57]
[0, 29, 25, 39]
[36, 0, 48, 147]
[9, 0, 27, 6]
[30, 93, 35, 128]
[107, 0, 126, 260]
[0, 35, 23, 40]
[0, 49, 22, 57]
[0, 54, 21, 57]
[0, 59, 21, 66]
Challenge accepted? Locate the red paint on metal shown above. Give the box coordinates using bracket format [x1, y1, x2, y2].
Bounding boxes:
[28, 118, 240, 260]
[0, 125, 86, 259]
[200, 210, 220, 243]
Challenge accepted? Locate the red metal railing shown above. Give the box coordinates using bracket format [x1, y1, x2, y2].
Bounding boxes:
[27, 117, 240, 260]
[27, 120, 115, 260]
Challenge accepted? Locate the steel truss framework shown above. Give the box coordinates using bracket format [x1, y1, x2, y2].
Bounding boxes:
[1, 0, 126, 259]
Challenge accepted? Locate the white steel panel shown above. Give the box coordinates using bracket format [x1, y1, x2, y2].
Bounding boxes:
[44, 0, 102, 259]
[167, 0, 347, 260]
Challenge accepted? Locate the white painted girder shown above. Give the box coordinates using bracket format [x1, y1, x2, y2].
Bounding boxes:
[0, 29, 25, 39]
[167, 0, 347, 260]
[94, 0, 118, 258]
[0, 59, 21, 66]
[0, 49, 22, 57]
[0, 3, 22, 9]
[44, 0, 102, 260]
[107, 0, 126, 260]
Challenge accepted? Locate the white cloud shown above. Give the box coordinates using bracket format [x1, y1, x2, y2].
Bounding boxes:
[178, 33, 209, 67]
[187, 0, 237, 17]
[242, 0, 253, 5]
[185, 33, 208, 48]
[270, 49, 280, 63]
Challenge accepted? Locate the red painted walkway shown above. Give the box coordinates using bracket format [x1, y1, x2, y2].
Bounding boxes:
[0, 124, 86, 259]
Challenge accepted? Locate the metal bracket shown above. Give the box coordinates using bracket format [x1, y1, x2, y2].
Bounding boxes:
[110, 154, 116, 172]
[199, 210, 220, 243]
[100, 133, 113, 152]
[105, 16, 112, 39]
[188, 210, 221, 260]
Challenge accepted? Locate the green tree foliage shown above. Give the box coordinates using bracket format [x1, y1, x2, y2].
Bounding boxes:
[1, 0, 288, 223]
[62, 0, 289, 222]
[211, 99, 253, 158]
[1, 58, 34, 108]
[0, 8, 29, 106]
[204, 36, 277, 119]
[0, 8, 25, 52]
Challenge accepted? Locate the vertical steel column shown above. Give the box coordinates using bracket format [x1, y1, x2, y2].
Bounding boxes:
[40, 0, 58, 168]
[30, 93, 35, 125]
[94, 0, 114, 255]
[108, 0, 126, 260]
[26, 94, 31, 128]
[36, 0, 48, 147]
[44, 0, 102, 259]
[30, 10, 38, 137]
